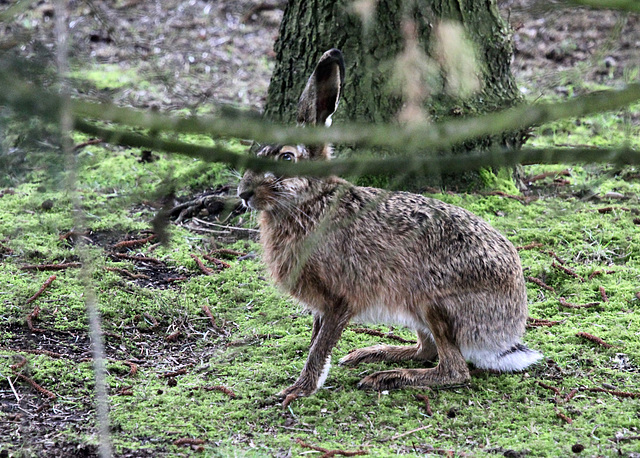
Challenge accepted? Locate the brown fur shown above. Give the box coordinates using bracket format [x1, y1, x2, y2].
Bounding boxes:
[238, 49, 541, 404]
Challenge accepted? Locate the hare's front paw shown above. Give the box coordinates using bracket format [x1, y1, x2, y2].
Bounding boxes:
[278, 383, 315, 408]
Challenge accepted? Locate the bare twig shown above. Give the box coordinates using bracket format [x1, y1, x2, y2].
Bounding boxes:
[166, 330, 182, 342]
[191, 254, 214, 275]
[174, 438, 206, 446]
[104, 267, 150, 280]
[202, 254, 231, 269]
[159, 368, 188, 378]
[203, 385, 237, 398]
[112, 234, 157, 249]
[552, 262, 585, 282]
[555, 409, 573, 424]
[295, 438, 367, 458]
[516, 242, 543, 251]
[350, 327, 416, 344]
[537, 381, 561, 396]
[112, 253, 164, 264]
[527, 317, 563, 328]
[526, 276, 556, 292]
[20, 262, 81, 271]
[599, 286, 609, 302]
[558, 297, 600, 309]
[415, 393, 433, 416]
[15, 373, 57, 400]
[581, 387, 640, 398]
[202, 304, 218, 329]
[576, 332, 614, 348]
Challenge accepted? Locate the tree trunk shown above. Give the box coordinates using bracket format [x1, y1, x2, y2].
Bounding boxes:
[265, 0, 527, 190]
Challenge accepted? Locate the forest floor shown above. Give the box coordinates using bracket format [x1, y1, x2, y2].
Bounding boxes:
[1, 0, 640, 457]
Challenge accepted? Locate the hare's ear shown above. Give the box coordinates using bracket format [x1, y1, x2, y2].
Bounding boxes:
[297, 49, 345, 127]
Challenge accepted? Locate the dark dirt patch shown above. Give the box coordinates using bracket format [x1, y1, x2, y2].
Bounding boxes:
[500, 0, 640, 94]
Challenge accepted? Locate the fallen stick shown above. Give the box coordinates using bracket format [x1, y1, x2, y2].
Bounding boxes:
[202, 304, 218, 328]
[516, 242, 543, 251]
[26, 304, 44, 333]
[159, 368, 188, 378]
[174, 438, 205, 446]
[191, 254, 214, 275]
[415, 393, 433, 416]
[295, 438, 367, 458]
[15, 373, 57, 400]
[527, 317, 563, 328]
[552, 262, 585, 282]
[526, 276, 556, 292]
[104, 267, 150, 280]
[202, 254, 231, 269]
[576, 332, 614, 348]
[113, 253, 165, 265]
[20, 262, 81, 271]
[599, 286, 609, 302]
[555, 408, 573, 424]
[203, 385, 237, 398]
[350, 327, 416, 344]
[112, 234, 157, 250]
[581, 387, 639, 398]
[559, 297, 600, 309]
[537, 381, 561, 396]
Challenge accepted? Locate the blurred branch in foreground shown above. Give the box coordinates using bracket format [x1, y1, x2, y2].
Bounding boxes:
[75, 119, 640, 177]
[564, 0, 640, 12]
[1, 64, 639, 176]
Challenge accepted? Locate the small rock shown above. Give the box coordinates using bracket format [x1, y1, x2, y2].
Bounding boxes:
[41, 199, 54, 211]
[572, 443, 585, 453]
[603, 56, 616, 68]
[603, 191, 624, 200]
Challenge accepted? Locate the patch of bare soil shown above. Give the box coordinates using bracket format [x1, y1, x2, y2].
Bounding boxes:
[500, 0, 640, 94]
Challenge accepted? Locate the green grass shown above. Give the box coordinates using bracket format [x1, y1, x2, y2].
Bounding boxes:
[1, 109, 640, 457]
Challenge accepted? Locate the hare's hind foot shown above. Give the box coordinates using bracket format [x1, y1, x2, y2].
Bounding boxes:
[357, 364, 470, 391]
[357, 336, 469, 390]
[340, 329, 438, 367]
[339, 342, 438, 367]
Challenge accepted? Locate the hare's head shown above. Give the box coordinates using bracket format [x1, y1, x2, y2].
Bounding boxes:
[238, 49, 345, 211]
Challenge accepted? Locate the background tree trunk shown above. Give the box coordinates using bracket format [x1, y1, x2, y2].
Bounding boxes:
[265, 0, 527, 190]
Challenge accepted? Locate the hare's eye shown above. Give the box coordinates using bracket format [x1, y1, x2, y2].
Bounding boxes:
[278, 152, 295, 162]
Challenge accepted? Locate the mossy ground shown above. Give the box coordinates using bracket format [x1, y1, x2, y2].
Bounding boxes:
[1, 104, 640, 458]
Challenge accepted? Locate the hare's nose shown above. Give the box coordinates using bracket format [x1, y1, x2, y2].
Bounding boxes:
[239, 190, 254, 206]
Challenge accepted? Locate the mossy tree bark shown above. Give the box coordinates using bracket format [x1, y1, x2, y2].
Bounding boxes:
[265, 0, 527, 190]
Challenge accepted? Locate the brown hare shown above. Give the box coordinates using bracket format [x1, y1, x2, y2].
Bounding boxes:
[238, 49, 542, 406]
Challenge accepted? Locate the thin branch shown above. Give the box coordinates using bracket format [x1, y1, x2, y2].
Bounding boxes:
[1, 67, 639, 156]
[564, 0, 640, 12]
[74, 119, 640, 178]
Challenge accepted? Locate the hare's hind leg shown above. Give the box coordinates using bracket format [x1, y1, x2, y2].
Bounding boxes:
[339, 329, 438, 367]
[357, 317, 470, 390]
